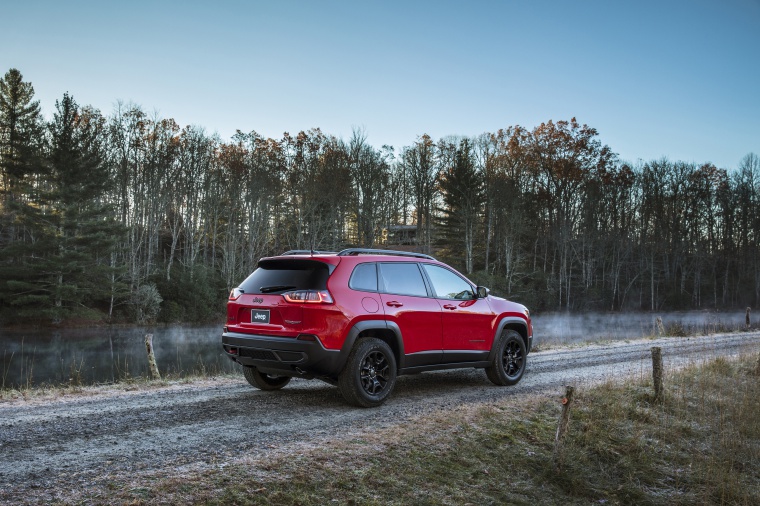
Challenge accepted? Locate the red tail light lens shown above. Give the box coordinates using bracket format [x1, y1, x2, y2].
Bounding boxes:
[229, 288, 243, 300]
[282, 290, 334, 304]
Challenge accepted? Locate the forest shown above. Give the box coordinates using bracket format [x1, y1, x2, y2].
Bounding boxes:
[1, 67, 759, 325]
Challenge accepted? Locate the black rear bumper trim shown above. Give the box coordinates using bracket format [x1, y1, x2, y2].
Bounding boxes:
[222, 331, 342, 377]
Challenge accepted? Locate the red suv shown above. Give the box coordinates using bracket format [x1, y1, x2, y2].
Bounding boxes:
[222, 249, 533, 407]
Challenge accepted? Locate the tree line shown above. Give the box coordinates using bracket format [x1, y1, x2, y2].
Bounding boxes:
[1, 68, 759, 325]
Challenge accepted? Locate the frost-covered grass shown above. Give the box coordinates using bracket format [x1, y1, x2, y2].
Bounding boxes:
[0, 350, 238, 401]
[0, 372, 241, 403]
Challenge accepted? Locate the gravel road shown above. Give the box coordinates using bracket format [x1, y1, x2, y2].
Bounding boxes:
[2, 332, 759, 502]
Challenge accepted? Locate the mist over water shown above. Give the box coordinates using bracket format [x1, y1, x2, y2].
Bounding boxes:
[1, 310, 753, 388]
[1, 325, 234, 389]
[534, 310, 751, 346]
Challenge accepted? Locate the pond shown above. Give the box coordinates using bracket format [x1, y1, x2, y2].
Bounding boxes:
[0, 310, 751, 388]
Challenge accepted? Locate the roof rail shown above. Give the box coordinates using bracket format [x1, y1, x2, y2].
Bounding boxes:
[336, 248, 436, 260]
[281, 250, 337, 256]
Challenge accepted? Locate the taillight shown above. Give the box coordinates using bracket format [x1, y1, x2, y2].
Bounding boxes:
[282, 290, 334, 304]
[229, 288, 243, 300]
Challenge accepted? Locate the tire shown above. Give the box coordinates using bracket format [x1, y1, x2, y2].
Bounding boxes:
[242, 366, 291, 391]
[486, 329, 527, 386]
[338, 338, 397, 408]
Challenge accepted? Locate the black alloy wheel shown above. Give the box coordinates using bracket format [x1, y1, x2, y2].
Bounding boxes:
[502, 337, 524, 379]
[486, 329, 527, 386]
[338, 337, 397, 407]
[360, 350, 391, 395]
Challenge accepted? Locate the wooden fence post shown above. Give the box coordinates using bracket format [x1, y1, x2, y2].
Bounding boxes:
[145, 333, 161, 380]
[651, 346, 663, 402]
[553, 385, 575, 469]
[746, 307, 751, 329]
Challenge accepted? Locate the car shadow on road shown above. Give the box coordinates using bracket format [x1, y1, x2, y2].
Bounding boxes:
[225, 368, 506, 412]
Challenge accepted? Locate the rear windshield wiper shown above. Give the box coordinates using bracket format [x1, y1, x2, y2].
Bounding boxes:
[259, 285, 297, 293]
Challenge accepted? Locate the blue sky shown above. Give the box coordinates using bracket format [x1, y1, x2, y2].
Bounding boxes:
[3, 0, 758, 169]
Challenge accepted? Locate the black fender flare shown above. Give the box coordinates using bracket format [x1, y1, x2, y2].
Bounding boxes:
[488, 317, 530, 362]
[337, 320, 405, 371]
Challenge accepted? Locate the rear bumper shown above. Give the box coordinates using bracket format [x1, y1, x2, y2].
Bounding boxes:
[222, 331, 342, 378]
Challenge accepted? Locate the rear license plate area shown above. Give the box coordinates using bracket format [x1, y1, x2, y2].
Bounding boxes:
[251, 309, 270, 324]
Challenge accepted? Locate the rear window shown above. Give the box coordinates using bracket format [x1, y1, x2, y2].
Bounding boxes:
[239, 259, 330, 294]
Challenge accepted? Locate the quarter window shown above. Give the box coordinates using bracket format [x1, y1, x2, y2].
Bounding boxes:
[422, 264, 474, 300]
[349, 262, 378, 292]
[378, 263, 428, 297]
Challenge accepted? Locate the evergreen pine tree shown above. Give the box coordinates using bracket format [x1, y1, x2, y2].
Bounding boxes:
[0, 68, 43, 200]
[4, 93, 122, 322]
[0, 68, 48, 322]
[438, 139, 484, 274]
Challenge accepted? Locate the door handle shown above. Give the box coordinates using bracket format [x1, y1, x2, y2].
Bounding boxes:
[443, 304, 457, 310]
[386, 301, 403, 307]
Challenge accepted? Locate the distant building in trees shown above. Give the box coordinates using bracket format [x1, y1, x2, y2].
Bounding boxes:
[384, 224, 418, 245]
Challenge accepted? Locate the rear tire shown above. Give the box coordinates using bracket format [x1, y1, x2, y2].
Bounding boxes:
[242, 366, 291, 391]
[338, 338, 397, 408]
[486, 330, 527, 386]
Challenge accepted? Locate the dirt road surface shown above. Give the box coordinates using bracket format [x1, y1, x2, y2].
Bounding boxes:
[2, 332, 759, 503]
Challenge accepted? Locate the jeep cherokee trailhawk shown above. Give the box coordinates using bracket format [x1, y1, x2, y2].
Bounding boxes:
[222, 249, 533, 407]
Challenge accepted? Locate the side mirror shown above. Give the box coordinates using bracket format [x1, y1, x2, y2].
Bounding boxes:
[476, 286, 490, 299]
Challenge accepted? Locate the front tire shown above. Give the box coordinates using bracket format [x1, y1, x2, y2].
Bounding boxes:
[243, 366, 291, 391]
[486, 330, 527, 386]
[338, 338, 397, 408]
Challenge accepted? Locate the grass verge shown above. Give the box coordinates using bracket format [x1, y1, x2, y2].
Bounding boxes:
[52, 352, 760, 506]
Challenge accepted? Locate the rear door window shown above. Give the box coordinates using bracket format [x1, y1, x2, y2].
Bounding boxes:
[239, 259, 330, 294]
[378, 263, 428, 297]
